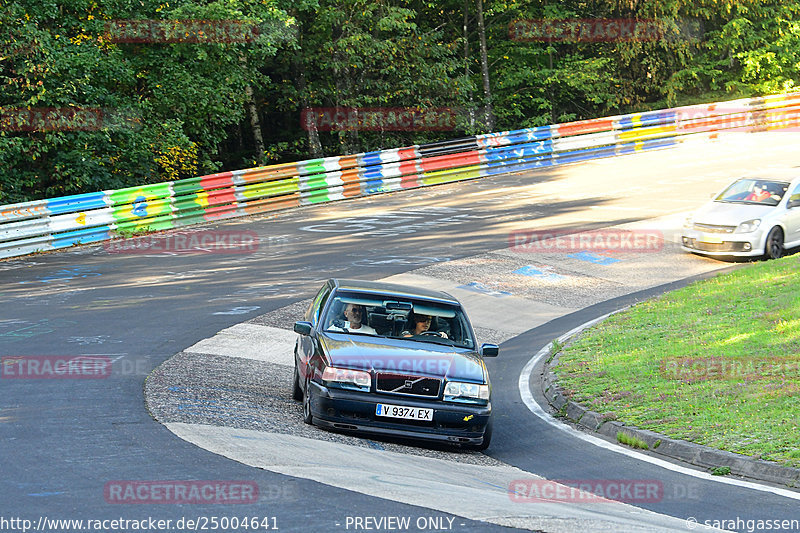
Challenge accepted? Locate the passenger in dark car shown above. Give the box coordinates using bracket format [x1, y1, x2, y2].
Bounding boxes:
[401, 311, 448, 339]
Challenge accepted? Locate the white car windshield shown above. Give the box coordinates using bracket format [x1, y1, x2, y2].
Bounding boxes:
[322, 291, 475, 348]
[715, 179, 789, 206]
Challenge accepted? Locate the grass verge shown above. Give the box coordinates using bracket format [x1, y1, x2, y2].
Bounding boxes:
[554, 255, 800, 468]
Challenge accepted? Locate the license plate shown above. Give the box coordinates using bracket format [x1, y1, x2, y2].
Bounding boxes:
[375, 403, 433, 421]
[699, 237, 724, 244]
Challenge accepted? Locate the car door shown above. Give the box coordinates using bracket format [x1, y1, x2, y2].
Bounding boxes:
[782, 181, 800, 247]
[297, 281, 333, 376]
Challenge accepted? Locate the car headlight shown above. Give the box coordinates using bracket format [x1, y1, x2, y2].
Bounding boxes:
[735, 219, 761, 233]
[683, 216, 694, 229]
[444, 381, 489, 404]
[321, 366, 371, 391]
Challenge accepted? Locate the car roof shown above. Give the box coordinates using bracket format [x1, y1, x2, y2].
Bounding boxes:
[331, 278, 459, 304]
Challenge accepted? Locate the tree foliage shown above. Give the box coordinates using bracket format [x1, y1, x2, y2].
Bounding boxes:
[1, 0, 798, 203]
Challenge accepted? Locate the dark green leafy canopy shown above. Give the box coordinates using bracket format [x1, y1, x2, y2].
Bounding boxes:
[1, 0, 798, 203]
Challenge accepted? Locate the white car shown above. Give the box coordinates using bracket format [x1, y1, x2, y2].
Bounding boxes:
[682, 173, 800, 259]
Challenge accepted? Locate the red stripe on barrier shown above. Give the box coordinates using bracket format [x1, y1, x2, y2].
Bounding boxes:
[557, 117, 614, 137]
[204, 188, 237, 206]
[199, 172, 234, 190]
[398, 147, 419, 162]
[400, 173, 423, 188]
[420, 151, 480, 172]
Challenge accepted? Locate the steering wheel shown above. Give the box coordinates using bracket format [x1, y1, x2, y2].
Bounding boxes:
[420, 331, 448, 339]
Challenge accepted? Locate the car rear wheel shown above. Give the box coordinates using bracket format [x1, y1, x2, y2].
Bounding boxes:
[302, 377, 313, 424]
[764, 227, 784, 260]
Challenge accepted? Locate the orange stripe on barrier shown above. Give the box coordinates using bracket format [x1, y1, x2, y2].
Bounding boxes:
[340, 168, 362, 198]
[558, 117, 614, 137]
[241, 193, 301, 215]
[238, 164, 298, 184]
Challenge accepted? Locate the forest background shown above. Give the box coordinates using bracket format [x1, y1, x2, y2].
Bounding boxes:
[1, 0, 799, 204]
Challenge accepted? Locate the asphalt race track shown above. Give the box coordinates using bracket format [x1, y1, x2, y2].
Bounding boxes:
[1, 133, 799, 532]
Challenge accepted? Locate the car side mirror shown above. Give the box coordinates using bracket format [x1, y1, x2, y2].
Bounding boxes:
[788, 199, 800, 209]
[480, 343, 499, 357]
[293, 321, 313, 336]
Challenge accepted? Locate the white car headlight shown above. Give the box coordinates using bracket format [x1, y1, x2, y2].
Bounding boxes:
[444, 381, 489, 403]
[683, 216, 694, 229]
[321, 366, 371, 391]
[735, 219, 761, 233]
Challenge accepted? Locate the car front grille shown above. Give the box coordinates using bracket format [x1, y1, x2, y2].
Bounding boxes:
[693, 223, 737, 234]
[684, 239, 750, 252]
[375, 373, 441, 398]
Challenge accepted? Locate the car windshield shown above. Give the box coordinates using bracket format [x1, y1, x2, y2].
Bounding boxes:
[322, 291, 475, 349]
[715, 178, 789, 206]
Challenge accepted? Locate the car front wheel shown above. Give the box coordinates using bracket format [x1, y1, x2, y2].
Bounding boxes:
[465, 417, 492, 452]
[764, 227, 784, 260]
[302, 377, 314, 425]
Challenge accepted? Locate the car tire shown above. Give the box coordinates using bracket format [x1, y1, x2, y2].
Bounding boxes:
[764, 227, 784, 260]
[466, 417, 492, 452]
[302, 377, 314, 425]
[292, 361, 303, 401]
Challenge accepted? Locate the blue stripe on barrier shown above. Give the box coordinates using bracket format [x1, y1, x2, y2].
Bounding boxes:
[362, 166, 386, 180]
[555, 145, 617, 164]
[502, 126, 553, 144]
[485, 157, 553, 175]
[616, 137, 678, 155]
[360, 151, 383, 167]
[363, 179, 386, 195]
[50, 226, 112, 248]
[484, 141, 553, 162]
[46, 192, 108, 215]
[617, 111, 678, 129]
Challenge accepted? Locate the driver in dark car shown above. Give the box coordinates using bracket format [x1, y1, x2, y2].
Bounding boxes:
[402, 311, 447, 338]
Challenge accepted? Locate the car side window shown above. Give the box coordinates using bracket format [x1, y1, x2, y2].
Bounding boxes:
[307, 283, 332, 325]
[789, 183, 800, 205]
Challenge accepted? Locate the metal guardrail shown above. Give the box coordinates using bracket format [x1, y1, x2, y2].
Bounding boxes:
[1, 92, 799, 259]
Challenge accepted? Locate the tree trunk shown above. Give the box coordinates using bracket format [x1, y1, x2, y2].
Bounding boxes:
[245, 84, 266, 164]
[239, 54, 266, 163]
[464, 0, 475, 131]
[475, 0, 495, 132]
[293, 59, 323, 158]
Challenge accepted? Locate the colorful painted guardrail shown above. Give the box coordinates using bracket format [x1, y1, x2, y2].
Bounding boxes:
[1, 92, 799, 259]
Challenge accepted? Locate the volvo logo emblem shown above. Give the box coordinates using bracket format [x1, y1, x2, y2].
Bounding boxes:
[404, 380, 414, 389]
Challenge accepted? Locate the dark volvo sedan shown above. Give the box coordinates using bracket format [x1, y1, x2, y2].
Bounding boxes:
[292, 279, 499, 450]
